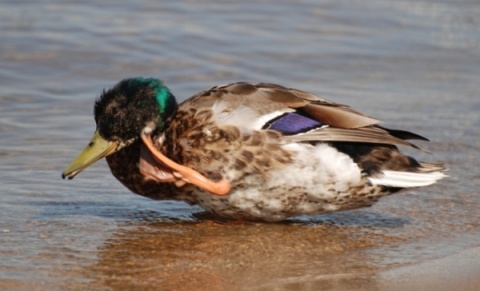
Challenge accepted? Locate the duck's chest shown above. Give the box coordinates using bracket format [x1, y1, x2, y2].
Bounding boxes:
[106, 140, 191, 201]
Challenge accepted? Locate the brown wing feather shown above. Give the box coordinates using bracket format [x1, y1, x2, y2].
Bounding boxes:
[285, 126, 425, 150]
[302, 103, 379, 129]
[186, 82, 378, 126]
[182, 82, 425, 149]
[258, 83, 379, 128]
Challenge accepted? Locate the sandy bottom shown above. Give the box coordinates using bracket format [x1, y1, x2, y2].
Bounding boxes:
[3, 217, 474, 291]
[378, 247, 480, 291]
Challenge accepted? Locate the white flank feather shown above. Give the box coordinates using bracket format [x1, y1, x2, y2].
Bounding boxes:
[251, 110, 293, 130]
[212, 98, 293, 132]
[368, 170, 446, 188]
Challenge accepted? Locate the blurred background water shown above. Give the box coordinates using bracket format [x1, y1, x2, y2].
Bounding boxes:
[1, 0, 479, 290]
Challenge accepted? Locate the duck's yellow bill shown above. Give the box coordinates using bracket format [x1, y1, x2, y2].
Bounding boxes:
[62, 130, 117, 179]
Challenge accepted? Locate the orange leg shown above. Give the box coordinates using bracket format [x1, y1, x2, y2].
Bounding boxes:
[140, 132, 231, 196]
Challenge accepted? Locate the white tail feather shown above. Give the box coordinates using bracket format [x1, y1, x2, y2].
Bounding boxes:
[369, 170, 447, 188]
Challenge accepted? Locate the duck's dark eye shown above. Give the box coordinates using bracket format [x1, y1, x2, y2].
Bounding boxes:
[110, 107, 119, 116]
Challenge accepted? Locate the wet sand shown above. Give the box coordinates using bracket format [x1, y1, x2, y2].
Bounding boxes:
[87, 219, 387, 290]
[87, 220, 480, 291]
[379, 246, 480, 291]
[2, 216, 478, 290]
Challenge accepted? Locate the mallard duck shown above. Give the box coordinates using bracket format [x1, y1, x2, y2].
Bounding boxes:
[62, 78, 446, 221]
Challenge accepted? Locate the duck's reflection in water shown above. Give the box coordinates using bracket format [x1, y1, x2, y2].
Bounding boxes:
[85, 210, 408, 290]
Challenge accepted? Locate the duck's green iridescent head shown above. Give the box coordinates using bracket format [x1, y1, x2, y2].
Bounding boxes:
[62, 77, 178, 179]
[94, 77, 178, 142]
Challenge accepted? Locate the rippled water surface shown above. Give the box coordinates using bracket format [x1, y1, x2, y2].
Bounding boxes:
[1, 0, 479, 290]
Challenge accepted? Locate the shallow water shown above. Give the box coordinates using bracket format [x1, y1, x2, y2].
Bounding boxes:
[1, 0, 479, 290]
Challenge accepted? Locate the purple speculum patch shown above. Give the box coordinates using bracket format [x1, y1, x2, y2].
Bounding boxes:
[266, 112, 324, 134]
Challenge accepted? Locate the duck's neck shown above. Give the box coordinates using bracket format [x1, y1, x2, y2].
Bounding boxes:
[106, 139, 187, 201]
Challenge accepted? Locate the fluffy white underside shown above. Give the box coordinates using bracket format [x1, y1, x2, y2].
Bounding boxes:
[368, 170, 446, 188]
[203, 143, 365, 219]
[265, 143, 363, 193]
[226, 143, 364, 214]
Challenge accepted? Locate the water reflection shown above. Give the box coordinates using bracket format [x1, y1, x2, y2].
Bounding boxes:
[85, 211, 407, 290]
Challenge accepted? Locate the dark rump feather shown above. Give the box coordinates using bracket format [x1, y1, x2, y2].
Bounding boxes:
[330, 142, 423, 175]
[378, 126, 429, 141]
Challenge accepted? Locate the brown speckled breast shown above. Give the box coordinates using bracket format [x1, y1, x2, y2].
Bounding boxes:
[105, 139, 195, 202]
[163, 107, 294, 186]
